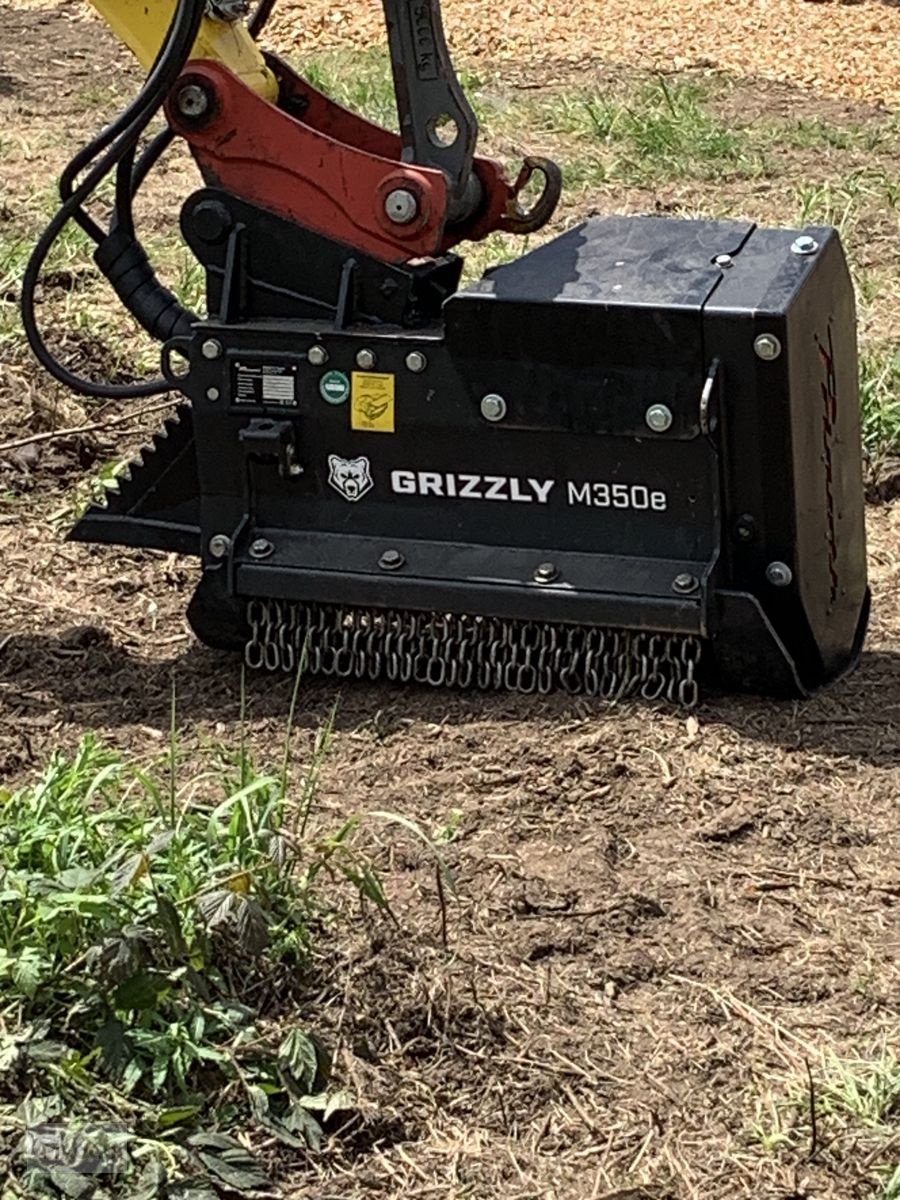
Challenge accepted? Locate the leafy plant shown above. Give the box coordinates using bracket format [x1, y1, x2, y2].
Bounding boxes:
[0, 704, 444, 1196]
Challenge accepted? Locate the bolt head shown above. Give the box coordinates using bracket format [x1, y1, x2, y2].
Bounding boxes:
[201, 338, 223, 360]
[384, 189, 419, 225]
[753, 333, 782, 362]
[766, 561, 793, 587]
[356, 348, 377, 371]
[480, 393, 507, 422]
[405, 350, 428, 373]
[791, 235, 819, 257]
[308, 344, 329, 367]
[713, 253, 734, 268]
[379, 549, 405, 571]
[645, 404, 673, 433]
[208, 534, 231, 559]
[672, 572, 699, 595]
[249, 538, 274, 560]
[533, 562, 559, 585]
[176, 83, 210, 120]
[191, 199, 232, 244]
[206, 386, 220, 402]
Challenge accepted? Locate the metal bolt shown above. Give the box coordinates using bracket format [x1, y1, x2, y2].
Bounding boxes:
[384, 189, 419, 225]
[713, 253, 733, 268]
[753, 333, 782, 362]
[766, 561, 793, 587]
[645, 404, 673, 433]
[480, 393, 507, 422]
[176, 83, 210, 120]
[208, 534, 231, 559]
[308, 344, 329, 367]
[191, 199, 232, 244]
[533, 562, 559, 585]
[378, 549, 405, 571]
[791, 235, 819, 257]
[249, 538, 275, 560]
[356, 348, 377, 370]
[735, 516, 755, 542]
[405, 350, 428, 373]
[206, 386, 220, 402]
[672, 572, 699, 595]
[201, 338, 223, 360]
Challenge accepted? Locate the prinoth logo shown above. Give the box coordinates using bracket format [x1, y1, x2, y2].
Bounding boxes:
[328, 455, 373, 502]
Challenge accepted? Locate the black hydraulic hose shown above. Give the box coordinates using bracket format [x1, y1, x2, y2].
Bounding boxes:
[22, 0, 206, 398]
[249, 0, 277, 35]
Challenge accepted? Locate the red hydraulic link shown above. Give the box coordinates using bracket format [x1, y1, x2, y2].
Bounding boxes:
[166, 57, 558, 264]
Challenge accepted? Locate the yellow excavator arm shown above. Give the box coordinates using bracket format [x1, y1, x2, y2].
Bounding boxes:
[88, 0, 278, 100]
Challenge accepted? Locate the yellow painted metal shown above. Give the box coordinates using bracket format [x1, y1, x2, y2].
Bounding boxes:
[88, 0, 278, 101]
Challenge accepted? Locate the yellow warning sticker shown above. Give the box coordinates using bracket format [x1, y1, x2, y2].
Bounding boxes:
[351, 372, 395, 433]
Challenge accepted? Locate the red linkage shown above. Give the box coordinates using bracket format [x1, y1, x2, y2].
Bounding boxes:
[166, 56, 559, 265]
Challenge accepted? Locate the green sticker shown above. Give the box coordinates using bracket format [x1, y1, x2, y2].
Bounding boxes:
[319, 370, 350, 405]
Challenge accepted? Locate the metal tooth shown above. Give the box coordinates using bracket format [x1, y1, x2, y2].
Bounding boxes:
[244, 599, 702, 708]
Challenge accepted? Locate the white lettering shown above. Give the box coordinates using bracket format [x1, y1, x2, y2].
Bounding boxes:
[418, 471, 444, 496]
[387, 469, 667, 512]
[391, 470, 416, 494]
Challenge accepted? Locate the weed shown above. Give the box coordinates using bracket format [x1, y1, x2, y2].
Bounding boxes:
[860, 344, 900, 475]
[748, 1048, 900, 1193]
[0, 715, 446, 1195]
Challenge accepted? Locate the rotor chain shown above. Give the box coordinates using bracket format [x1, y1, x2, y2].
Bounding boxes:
[245, 600, 701, 707]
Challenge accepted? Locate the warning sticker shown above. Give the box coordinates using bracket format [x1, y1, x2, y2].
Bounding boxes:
[233, 361, 299, 407]
[351, 372, 395, 433]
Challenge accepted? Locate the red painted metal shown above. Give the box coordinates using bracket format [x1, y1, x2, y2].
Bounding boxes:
[165, 57, 527, 264]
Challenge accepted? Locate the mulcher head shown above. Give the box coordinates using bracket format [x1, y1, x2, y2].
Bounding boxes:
[73, 208, 870, 702]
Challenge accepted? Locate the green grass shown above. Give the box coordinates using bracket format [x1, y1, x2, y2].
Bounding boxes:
[0, 710, 448, 1196]
[749, 1048, 900, 1192]
[860, 346, 900, 472]
[527, 78, 761, 186]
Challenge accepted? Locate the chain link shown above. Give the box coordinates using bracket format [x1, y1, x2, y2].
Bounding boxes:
[244, 600, 701, 707]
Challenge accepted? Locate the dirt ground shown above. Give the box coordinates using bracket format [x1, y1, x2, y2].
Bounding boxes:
[1, 4, 900, 1199]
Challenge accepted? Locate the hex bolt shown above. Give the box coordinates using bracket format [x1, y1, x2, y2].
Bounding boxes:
[645, 403, 673, 433]
[201, 338, 223, 360]
[176, 83, 210, 120]
[480, 393, 507, 422]
[208, 534, 231, 559]
[533, 562, 559, 585]
[753, 333, 782, 362]
[249, 538, 275, 560]
[308, 344, 329, 367]
[206, 386, 220, 402]
[356, 348, 377, 370]
[713, 253, 734, 268]
[405, 350, 428, 373]
[791, 235, 819, 257]
[379, 549, 406, 571]
[384, 189, 419, 225]
[766, 561, 793, 587]
[672, 572, 699, 595]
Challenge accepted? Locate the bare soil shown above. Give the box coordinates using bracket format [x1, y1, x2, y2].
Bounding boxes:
[1, 5, 899, 1200]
